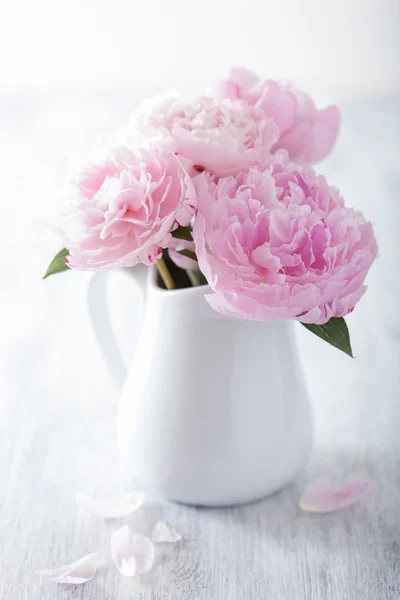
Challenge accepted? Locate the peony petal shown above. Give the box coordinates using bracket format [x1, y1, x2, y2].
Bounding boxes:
[76, 491, 145, 519]
[36, 552, 99, 585]
[111, 525, 155, 577]
[277, 105, 340, 164]
[299, 476, 371, 513]
[168, 237, 198, 270]
[151, 520, 182, 544]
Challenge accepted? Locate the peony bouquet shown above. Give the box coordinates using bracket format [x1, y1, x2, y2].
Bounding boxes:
[45, 67, 377, 356]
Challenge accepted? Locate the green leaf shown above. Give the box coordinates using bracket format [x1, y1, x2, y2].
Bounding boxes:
[172, 226, 193, 241]
[301, 317, 353, 357]
[177, 248, 198, 262]
[43, 248, 70, 279]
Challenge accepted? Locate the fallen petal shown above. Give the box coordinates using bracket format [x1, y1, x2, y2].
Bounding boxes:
[299, 476, 371, 513]
[151, 520, 182, 543]
[76, 491, 145, 519]
[36, 552, 99, 584]
[111, 525, 155, 577]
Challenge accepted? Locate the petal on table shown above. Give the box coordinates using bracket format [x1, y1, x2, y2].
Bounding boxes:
[299, 476, 371, 513]
[151, 520, 182, 543]
[76, 491, 145, 519]
[111, 525, 155, 577]
[36, 552, 99, 584]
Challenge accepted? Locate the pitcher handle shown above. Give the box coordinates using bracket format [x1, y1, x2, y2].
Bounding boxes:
[88, 265, 148, 392]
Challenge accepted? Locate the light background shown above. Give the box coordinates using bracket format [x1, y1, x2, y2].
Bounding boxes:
[2, 0, 399, 94]
[0, 3, 399, 597]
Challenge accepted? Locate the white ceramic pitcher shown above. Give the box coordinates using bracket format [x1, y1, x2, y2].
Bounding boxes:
[88, 265, 313, 506]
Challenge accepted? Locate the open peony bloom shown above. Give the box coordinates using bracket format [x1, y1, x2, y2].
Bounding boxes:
[128, 92, 279, 177]
[299, 476, 371, 512]
[193, 159, 377, 324]
[61, 146, 196, 269]
[217, 67, 340, 165]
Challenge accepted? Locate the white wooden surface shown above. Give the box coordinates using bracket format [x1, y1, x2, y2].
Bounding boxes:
[0, 92, 399, 599]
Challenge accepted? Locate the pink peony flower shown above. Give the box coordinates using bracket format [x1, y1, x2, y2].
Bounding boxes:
[217, 67, 340, 165]
[128, 93, 279, 177]
[193, 159, 377, 324]
[62, 146, 196, 269]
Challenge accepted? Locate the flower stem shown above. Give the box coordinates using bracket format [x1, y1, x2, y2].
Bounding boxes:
[156, 258, 175, 290]
[186, 269, 208, 287]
